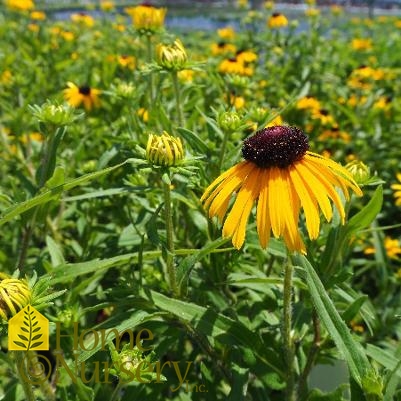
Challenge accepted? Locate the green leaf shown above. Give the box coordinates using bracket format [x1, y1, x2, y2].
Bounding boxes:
[0, 160, 130, 226]
[149, 290, 285, 378]
[46, 235, 65, 267]
[295, 255, 379, 395]
[343, 186, 383, 238]
[177, 127, 209, 154]
[176, 237, 230, 294]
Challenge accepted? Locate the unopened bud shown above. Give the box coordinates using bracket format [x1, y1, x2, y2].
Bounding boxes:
[146, 132, 184, 167]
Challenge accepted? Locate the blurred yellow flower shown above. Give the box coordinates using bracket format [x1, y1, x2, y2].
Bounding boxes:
[64, 82, 101, 111]
[267, 13, 288, 28]
[178, 69, 194, 83]
[126, 4, 166, 33]
[30, 10, 46, 20]
[236, 50, 257, 64]
[5, 0, 34, 11]
[365, 237, 401, 259]
[211, 42, 237, 56]
[219, 58, 253, 76]
[330, 4, 343, 14]
[318, 127, 350, 143]
[28, 23, 39, 32]
[117, 55, 136, 69]
[391, 173, 401, 206]
[138, 108, 149, 123]
[351, 38, 373, 51]
[201, 126, 362, 252]
[100, 1, 114, 11]
[311, 109, 335, 125]
[71, 12, 95, 27]
[1, 70, 13, 85]
[296, 96, 321, 111]
[217, 26, 235, 40]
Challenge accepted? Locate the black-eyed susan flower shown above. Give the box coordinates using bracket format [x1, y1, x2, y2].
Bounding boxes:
[391, 173, 401, 206]
[267, 12, 288, 29]
[236, 49, 258, 64]
[117, 54, 136, 69]
[218, 58, 253, 76]
[126, 3, 166, 34]
[71, 12, 95, 27]
[211, 41, 237, 56]
[201, 126, 362, 253]
[64, 82, 101, 111]
[5, 0, 34, 11]
[311, 108, 335, 126]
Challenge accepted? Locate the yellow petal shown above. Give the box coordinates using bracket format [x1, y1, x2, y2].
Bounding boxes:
[256, 169, 271, 248]
[289, 166, 320, 239]
[223, 167, 262, 249]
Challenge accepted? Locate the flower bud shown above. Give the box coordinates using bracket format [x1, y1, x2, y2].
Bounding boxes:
[218, 111, 242, 132]
[146, 132, 184, 167]
[0, 273, 31, 321]
[126, 4, 166, 34]
[156, 39, 187, 71]
[29, 101, 80, 127]
[345, 160, 371, 185]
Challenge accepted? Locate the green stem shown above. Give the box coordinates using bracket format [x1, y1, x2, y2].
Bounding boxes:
[163, 179, 178, 297]
[283, 256, 295, 401]
[13, 351, 37, 401]
[171, 71, 184, 127]
[145, 34, 154, 105]
[217, 129, 230, 173]
[110, 381, 123, 401]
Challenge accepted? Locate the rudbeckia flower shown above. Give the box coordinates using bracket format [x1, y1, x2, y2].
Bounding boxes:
[201, 126, 362, 253]
[63, 82, 101, 111]
[5, 0, 34, 11]
[267, 13, 288, 29]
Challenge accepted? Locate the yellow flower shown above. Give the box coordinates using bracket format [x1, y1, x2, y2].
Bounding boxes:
[63, 82, 101, 111]
[311, 108, 335, 125]
[395, 20, 401, 28]
[30, 10, 46, 20]
[1, 69, 13, 85]
[318, 127, 350, 143]
[28, 23, 39, 32]
[211, 42, 237, 56]
[217, 26, 235, 40]
[391, 173, 401, 206]
[236, 50, 258, 64]
[201, 126, 362, 253]
[267, 13, 288, 29]
[218, 58, 253, 76]
[71, 12, 95, 27]
[5, 0, 34, 11]
[178, 69, 194, 83]
[296, 96, 321, 111]
[351, 38, 373, 51]
[117, 55, 136, 69]
[126, 4, 166, 33]
[365, 237, 401, 259]
[60, 30, 75, 41]
[373, 96, 391, 110]
[100, 1, 114, 11]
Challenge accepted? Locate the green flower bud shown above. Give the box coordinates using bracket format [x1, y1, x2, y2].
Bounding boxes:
[156, 39, 188, 71]
[146, 131, 184, 167]
[218, 111, 242, 132]
[345, 160, 370, 185]
[29, 101, 81, 128]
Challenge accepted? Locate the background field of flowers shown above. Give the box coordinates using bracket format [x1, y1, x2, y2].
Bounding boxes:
[1, 0, 401, 400]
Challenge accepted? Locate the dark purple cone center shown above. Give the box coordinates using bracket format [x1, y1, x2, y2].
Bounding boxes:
[79, 86, 91, 95]
[242, 126, 309, 168]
